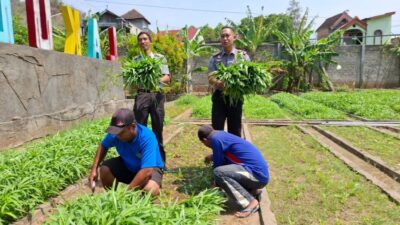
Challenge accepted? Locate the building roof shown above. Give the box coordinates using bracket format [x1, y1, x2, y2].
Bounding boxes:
[340, 16, 367, 30]
[316, 11, 352, 32]
[121, 9, 151, 24]
[158, 26, 199, 41]
[99, 9, 120, 19]
[362, 11, 396, 21]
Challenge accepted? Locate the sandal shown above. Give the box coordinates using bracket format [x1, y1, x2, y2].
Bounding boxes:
[235, 204, 260, 218]
[253, 189, 263, 201]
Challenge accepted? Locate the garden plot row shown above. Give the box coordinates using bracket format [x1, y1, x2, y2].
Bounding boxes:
[0, 119, 113, 224]
[175, 90, 400, 121]
[320, 126, 400, 172]
[249, 126, 400, 224]
[0, 103, 225, 224]
[302, 90, 400, 121]
[186, 94, 348, 121]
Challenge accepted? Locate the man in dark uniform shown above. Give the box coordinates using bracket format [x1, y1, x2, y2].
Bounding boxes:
[133, 31, 170, 163]
[208, 26, 250, 137]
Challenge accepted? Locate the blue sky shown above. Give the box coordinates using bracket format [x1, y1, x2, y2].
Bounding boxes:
[61, 0, 400, 34]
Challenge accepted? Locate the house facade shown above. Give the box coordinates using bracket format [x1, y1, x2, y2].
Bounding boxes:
[121, 9, 151, 33]
[97, 9, 151, 35]
[316, 11, 395, 45]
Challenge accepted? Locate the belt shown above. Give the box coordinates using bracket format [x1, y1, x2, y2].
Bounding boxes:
[138, 89, 161, 94]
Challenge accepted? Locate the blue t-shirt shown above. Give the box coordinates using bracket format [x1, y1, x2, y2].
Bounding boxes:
[210, 131, 269, 184]
[101, 124, 164, 173]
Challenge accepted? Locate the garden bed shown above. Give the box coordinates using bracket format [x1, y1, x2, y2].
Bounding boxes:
[320, 126, 400, 172]
[250, 125, 400, 224]
[270, 93, 348, 120]
[302, 90, 400, 120]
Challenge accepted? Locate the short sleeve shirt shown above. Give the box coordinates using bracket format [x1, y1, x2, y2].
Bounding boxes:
[210, 131, 269, 184]
[208, 48, 251, 73]
[101, 124, 164, 173]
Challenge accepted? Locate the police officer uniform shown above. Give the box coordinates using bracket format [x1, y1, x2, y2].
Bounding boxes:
[133, 52, 170, 163]
[208, 48, 250, 137]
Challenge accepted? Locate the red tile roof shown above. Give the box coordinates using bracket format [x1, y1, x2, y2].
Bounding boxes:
[158, 26, 199, 40]
[316, 11, 352, 32]
[340, 16, 367, 30]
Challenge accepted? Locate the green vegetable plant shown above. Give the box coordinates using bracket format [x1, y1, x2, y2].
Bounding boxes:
[271, 92, 347, 119]
[122, 56, 163, 92]
[0, 119, 114, 224]
[212, 60, 272, 105]
[44, 187, 224, 225]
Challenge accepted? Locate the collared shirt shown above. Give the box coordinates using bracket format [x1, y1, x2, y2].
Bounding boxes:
[208, 48, 251, 73]
[101, 124, 164, 173]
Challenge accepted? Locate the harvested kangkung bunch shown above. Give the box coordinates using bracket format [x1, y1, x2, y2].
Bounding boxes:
[122, 56, 163, 92]
[212, 61, 272, 105]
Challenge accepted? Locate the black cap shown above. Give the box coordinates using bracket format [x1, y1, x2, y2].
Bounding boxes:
[198, 125, 214, 140]
[106, 108, 135, 134]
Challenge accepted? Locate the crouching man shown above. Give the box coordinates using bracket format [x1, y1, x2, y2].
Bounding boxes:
[198, 125, 270, 218]
[89, 108, 164, 196]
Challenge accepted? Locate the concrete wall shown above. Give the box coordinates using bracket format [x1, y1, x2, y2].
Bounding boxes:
[0, 43, 133, 149]
[326, 45, 400, 88]
[191, 44, 400, 90]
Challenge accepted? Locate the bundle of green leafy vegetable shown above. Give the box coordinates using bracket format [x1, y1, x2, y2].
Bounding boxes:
[212, 61, 272, 105]
[44, 188, 225, 225]
[122, 56, 163, 92]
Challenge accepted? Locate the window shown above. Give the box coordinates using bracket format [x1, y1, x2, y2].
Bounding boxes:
[373, 30, 383, 45]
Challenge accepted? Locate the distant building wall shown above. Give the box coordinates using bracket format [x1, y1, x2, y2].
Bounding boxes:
[365, 17, 392, 45]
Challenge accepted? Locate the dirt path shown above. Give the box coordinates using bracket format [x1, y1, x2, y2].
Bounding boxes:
[216, 123, 277, 225]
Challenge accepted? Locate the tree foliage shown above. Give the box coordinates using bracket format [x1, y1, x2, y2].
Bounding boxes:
[227, 6, 275, 58]
[12, 15, 28, 45]
[125, 33, 185, 76]
[275, 10, 341, 92]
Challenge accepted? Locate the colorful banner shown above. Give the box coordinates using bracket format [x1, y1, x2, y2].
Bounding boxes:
[0, 0, 14, 44]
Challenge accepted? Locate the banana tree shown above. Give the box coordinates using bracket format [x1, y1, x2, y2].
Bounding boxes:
[227, 6, 276, 59]
[274, 10, 340, 92]
[180, 25, 216, 93]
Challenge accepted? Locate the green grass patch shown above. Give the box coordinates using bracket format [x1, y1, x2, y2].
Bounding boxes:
[302, 90, 400, 120]
[321, 126, 400, 171]
[165, 95, 200, 120]
[271, 93, 347, 120]
[164, 125, 214, 196]
[243, 95, 290, 119]
[44, 187, 224, 225]
[0, 119, 114, 224]
[192, 95, 212, 119]
[251, 126, 400, 224]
